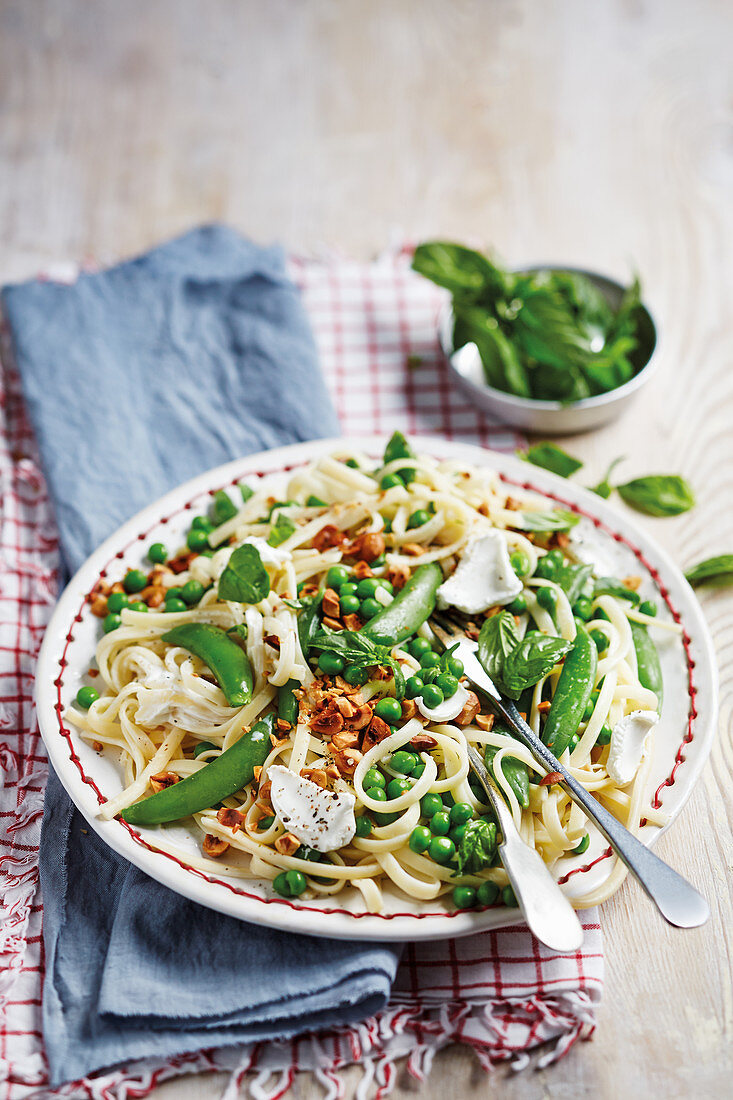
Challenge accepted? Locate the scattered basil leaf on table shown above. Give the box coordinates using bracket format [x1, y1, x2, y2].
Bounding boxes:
[218, 545, 270, 604]
[684, 555, 733, 588]
[515, 509, 580, 532]
[590, 456, 625, 499]
[501, 632, 573, 698]
[453, 818, 498, 876]
[520, 442, 583, 478]
[267, 512, 296, 547]
[617, 475, 695, 517]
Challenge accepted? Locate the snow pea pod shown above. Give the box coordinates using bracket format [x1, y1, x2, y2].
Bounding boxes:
[121, 713, 275, 826]
[484, 743, 530, 808]
[542, 625, 597, 757]
[361, 561, 443, 646]
[630, 620, 663, 713]
[162, 623, 253, 707]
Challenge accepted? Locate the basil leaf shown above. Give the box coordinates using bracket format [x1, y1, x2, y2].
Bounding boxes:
[453, 818, 497, 876]
[411, 241, 506, 302]
[515, 509, 580, 532]
[549, 269, 614, 342]
[477, 611, 520, 692]
[484, 744, 530, 809]
[267, 512, 296, 547]
[512, 285, 594, 371]
[520, 442, 583, 478]
[590, 456, 625, 499]
[239, 483, 254, 503]
[212, 489, 238, 525]
[593, 577, 641, 605]
[501, 631, 573, 698]
[684, 555, 733, 588]
[453, 306, 531, 397]
[553, 561, 593, 604]
[218, 545, 270, 604]
[617, 475, 695, 517]
[383, 430, 416, 485]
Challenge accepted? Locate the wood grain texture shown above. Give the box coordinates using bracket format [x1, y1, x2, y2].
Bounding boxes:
[1, 0, 731, 1097]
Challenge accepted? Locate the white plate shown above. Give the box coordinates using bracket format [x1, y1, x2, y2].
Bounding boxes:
[35, 437, 718, 941]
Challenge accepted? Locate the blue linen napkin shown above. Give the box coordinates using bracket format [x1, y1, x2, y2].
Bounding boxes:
[2, 226, 402, 1086]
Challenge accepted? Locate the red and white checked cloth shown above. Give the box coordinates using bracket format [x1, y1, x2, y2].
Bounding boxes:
[0, 250, 603, 1100]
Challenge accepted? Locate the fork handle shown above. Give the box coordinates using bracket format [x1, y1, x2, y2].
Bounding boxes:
[497, 698, 709, 929]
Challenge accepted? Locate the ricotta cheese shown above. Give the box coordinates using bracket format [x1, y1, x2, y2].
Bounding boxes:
[268, 765, 357, 852]
[437, 531, 522, 615]
[606, 709, 659, 786]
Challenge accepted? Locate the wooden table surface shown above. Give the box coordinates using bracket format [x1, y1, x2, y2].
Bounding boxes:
[2, 1, 731, 1097]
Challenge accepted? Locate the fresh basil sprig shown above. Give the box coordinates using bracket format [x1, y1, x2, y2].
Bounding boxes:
[684, 555, 733, 588]
[218, 545, 270, 604]
[590, 456, 625, 499]
[552, 561, 593, 604]
[310, 630, 405, 698]
[519, 442, 583, 479]
[515, 509, 580, 533]
[617, 475, 695, 517]
[477, 611, 572, 700]
[453, 818, 497, 877]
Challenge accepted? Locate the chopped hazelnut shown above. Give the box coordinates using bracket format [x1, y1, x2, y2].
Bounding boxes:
[321, 588, 341, 618]
[150, 771, 179, 793]
[217, 807, 245, 833]
[203, 834, 230, 857]
[275, 832, 301, 856]
[311, 525, 345, 552]
[454, 691, 481, 727]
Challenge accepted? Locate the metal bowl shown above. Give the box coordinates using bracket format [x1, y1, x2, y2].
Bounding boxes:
[439, 267, 658, 435]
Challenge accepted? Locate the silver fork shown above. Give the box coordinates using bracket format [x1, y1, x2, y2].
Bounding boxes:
[429, 612, 709, 930]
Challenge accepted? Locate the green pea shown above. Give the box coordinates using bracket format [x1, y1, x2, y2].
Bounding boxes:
[412, 760, 426, 778]
[258, 815, 275, 830]
[572, 596, 594, 621]
[167, 586, 184, 600]
[147, 542, 168, 564]
[181, 580, 205, 605]
[387, 778, 410, 800]
[596, 723, 613, 746]
[103, 613, 122, 633]
[339, 595, 360, 615]
[405, 675, 425, 699]
[570, 732, 580, 749]
[421, 793, 443, 818]
[449, 802, 473, 826]
[477, 880, 500, 907]
[407, 509, 431, 529]
[186, 528, 210, 552]
[374, 697, 402, 724]
[536, 586, 558, 613]
[590, 628, 608, 653]
[639, 600, 657, 617]
[429, 809, 451, 836]
[285, 870, 307, 896]
[429, 836, 456, 864]
[128, 600, 148, 612]
[327, 565, 350, 589]
[391, 750, 418, 775]
[502, 884, 519, 908]
[409, 637, 432, 659]
[340, 582, 358, 597]
[319, 652, 345, 675]
[534, 556, 557, 581]
[76, 685, 99, 709]
[510, 550, 531, 577]
[123, 569, 147, 594]
[507, 594, 527, 615]
[375, 810, 400, 826]
[421, 683, 444, 709]
[572, 833, 590, 854]
[366, 786, 387, 803]
[364, 767, 386, 790]
[449, 823, 467, 844]
[380, 472, 404, 490]
[379, 580, 394, 596]
[359, 597, 381, 620]
[447, 656, 464, 678]
[273, 872, 291, 897]
[452, 885, 477, 909]
[106, 591, 129, 613]
[545, 549, 564, 568]
[343, 664, 369, 687]
[355, 815, 373, 837]
[409, 826, 432, 854]
[356, 577, 380, 598]
[582, 698, 596, 722]
[436, 672, 458, 699]
[164, 598, 187, 613]
[419, 651, 441, 670]
[193, 740, 218, 758]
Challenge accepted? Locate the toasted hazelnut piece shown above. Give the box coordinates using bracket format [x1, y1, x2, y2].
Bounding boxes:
[270, 733, 290, 749]
[300, 767, 328, 789]
[321, 588, 341, 618]
[362, 715, 392, 751]
[342, 613, 363, 631]
[276, 718, 292, 733]
[334, 696, 357, 719]
[258, 780, 272, 802]
[329, 729, 360, 751]
[454, 691, 481, 727]
[150, 771, 179, 793]
[333, 747, 363, 776]
[335, 675, 361, 696]
[322, 616, 344, 632]
[325, 762, 341, 780]
[623, 575, 642, 591]
[537, 700, 552, 715]
[275, 832, 301, 856]
[253, 765, 263, 783]
[90, 595, 108, 618]
[475, 713, 495, 732]
[504, 496, 523, 511]
[350, 703, 373, 730]
[540, 771, 564, 787]
[92, 741, 103, 752]
[311, 703, 345, 736]
[387, 564, 411, 590]
[401, 543, 424, 557]
[350, 532, 386, 562]
[217, 807, 245, 833]
[311, 525, 345, 552]
[353, 560, 374, 580]
[400, 698, 417, 721]
[410, 733, 438, 752]
[141, 584, 166, 608]
[203, 834, 230, 857]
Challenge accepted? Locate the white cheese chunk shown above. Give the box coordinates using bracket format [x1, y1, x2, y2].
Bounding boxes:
[606, 709, 659, 786]
[269, 765, 356, 852]
[417, 682, 470, 723]
[437, 531, 522, 615]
